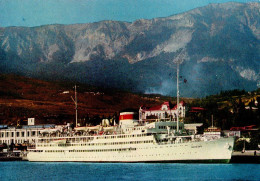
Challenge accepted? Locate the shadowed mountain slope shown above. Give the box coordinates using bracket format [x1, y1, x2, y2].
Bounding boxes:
[0, 2, 259, 97]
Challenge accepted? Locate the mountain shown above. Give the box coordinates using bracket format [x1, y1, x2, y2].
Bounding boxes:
[0, 73, 176, 125]
[0, 2, 259, 97]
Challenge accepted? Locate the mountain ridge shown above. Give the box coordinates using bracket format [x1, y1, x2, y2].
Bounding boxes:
[0, 2, 259, 97]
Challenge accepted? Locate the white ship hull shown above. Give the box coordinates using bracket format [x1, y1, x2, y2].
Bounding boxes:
[27, 137, 234, 163]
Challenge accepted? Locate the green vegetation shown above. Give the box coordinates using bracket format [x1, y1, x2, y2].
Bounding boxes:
[234, 131, 260, 151]
[185, 89, 260, 151]
[186, 89, 260, 129]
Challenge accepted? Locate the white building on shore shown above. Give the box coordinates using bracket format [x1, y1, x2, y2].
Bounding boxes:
[139, 101, 186, 121]
[0, 118, 55, 145]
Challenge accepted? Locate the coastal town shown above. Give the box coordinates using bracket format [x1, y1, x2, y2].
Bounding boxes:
[0, 99, 259, 163]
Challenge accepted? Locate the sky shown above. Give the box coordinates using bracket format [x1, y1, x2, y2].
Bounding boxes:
[0, 0, 259, 27]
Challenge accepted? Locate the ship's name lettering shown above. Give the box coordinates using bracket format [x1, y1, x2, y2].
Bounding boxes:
[191, 145, 202, 148]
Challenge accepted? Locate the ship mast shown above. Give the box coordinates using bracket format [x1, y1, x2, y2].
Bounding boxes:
[211, 115, 214, 128]
[175, 50, 184, 134]
[71, 85, 78, 127]
[176, 61, 180, 133]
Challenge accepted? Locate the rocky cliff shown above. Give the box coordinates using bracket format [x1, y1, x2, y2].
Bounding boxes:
[0, 2, 259, 97]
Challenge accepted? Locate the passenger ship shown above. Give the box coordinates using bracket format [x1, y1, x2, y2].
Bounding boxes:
[26, 62, 234, 163]
[26, 112, 234, 163]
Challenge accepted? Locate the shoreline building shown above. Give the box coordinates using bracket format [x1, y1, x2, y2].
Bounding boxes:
[0, 118, 55, 145]
[139, 101, 185, 122]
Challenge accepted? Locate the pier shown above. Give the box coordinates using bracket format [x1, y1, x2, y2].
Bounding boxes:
[231, 151, 260, 163]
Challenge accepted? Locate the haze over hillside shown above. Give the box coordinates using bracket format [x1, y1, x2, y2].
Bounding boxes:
[0, 73, 174, 125]
[0, 2, 259, 97]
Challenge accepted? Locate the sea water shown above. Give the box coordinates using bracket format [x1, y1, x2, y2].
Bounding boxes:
[0, 162, 259, 181]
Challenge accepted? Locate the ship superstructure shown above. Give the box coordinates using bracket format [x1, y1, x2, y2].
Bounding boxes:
[26, 111, 234, 162]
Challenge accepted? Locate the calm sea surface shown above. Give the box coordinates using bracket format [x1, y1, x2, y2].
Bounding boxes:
[0, 162, 259, 181]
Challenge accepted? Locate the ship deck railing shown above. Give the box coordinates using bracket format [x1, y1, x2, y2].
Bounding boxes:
[156, 137, 211, 145]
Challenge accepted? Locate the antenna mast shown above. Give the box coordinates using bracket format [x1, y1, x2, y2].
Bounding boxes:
[211, 114, 214, 128]
[175, 50, 184, 134]
[176, 61, 180, 133]
[71, 85, 78, 127]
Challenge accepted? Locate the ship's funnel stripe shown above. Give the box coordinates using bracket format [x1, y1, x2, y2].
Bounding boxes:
[119, 114, 134, 121]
